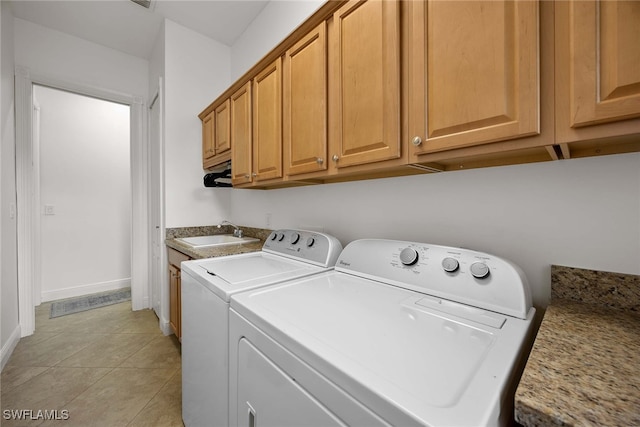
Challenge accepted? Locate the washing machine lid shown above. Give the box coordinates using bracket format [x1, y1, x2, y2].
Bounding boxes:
[231, 271, 535, 426]
[181, 252, 327, 302]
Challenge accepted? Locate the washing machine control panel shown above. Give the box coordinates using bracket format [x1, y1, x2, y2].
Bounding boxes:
[336, 239, 531, 319]
[263, 229, 342, 268]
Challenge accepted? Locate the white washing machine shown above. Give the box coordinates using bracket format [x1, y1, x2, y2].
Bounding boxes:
[180, 229, 342, 427]
[229, 239, 536, 427]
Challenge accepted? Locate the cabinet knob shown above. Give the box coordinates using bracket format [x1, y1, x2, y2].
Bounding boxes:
[244, 174, 250, 178]
[411, 136, 423, 146]
[316, 157, 324, 165]
[252, 173, 257, 177]
[332, 155, 339, 162]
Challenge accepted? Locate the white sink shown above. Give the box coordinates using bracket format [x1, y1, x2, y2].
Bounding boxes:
[175, 235, 260, 248]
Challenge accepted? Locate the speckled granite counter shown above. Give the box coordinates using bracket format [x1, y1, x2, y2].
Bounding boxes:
[515, 265, 640, 426]
[165, 225, 272, 259]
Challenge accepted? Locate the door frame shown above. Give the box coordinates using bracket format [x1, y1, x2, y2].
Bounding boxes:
[15, 66, 149, 336]
[148, 78, 170, 334]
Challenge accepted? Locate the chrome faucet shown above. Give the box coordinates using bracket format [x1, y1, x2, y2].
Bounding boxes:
[217, 220, 243, 238]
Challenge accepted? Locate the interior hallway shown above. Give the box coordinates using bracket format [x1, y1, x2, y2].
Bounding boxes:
[1, 300, 183, 426]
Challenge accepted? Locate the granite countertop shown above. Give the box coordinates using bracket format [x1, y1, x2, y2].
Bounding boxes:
[515, 266, 640, 426]
[165, 224, 272, 260]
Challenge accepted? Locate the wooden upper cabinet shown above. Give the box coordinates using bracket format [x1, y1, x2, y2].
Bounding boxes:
[202, 111, 215, 161]
[556, 0, 640, 144]
[252, 58, 283, 182]
[230, 81, 253, 186]
[408, 0, 539, 156]
[284, 22, 328, 177]
[214, 100, 231, 155]
[329, 0, 401, 169]
[202, 100, 231, 170]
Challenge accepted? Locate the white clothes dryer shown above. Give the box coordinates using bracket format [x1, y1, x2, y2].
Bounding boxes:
[229, 239, 536, 427]
[180, 229, 342, 427]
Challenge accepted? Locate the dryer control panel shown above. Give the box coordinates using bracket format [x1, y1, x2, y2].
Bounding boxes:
[263, 229, 342, 268]
[336, 239, 532, 319]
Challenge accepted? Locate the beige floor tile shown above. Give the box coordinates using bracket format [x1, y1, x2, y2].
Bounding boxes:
[1, 367, 111, 427]
[119, 336, 181, 370]
[11, 332, 61, 348]
[0, 410, 45, 427]
[2, 299, 182, 427]
[7, 334, 101, 368]
[41, 367, 176, 427]
[56, 334, 157, 368]
[0, 366, 49, 394]
[128, 369, 183, 427]
[113, 311, 163, 335]
[37, 307, 132, 335]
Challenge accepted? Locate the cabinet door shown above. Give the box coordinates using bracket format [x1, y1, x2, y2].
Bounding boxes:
[284, 22, 328, 176]
[215, 100, 231, 154]
[253, 58, 283, 182]
[556, 0, 640, 142]
[231, 81, 253, 185]
[169, 264, 180, 338]
[329, 0, 401, 168]
[202, 111, 215, 161]
[408, 0, 539, 156]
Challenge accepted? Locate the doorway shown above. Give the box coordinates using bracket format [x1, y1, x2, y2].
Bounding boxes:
[15, 68, 149, 337]
[33, 85, 131, 302]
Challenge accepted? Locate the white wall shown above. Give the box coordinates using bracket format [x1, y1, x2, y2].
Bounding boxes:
[1, 0, 20, 369]
[230, 154, 640, 309]
[163, 19, 232, 227]
[148, 21, 165, 105]
[230, 0, 324, 80]
[14, 17, 148, 99]
[35, 85, 131, 301]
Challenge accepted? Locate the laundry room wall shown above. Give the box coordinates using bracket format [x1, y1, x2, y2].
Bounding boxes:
[230, 154, 640, 309]
[226, 4, 640, 310]
[36, 85, 131, 301]
[1, 0, 20, 369]
[162, 19, 232, 228]
[14, 17, 148, 98]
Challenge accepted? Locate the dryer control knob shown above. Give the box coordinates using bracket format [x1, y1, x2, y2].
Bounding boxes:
[470, 262, 490, 279]
[306, 237, 315, 247]
[399, 248, 419, 266]
[442, 257, 459, 273]
[277, 233, 285, 242]
[269, 232, 277, 241]
[290, 232, 300, 244]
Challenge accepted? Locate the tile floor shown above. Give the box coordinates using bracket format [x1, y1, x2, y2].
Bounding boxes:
[1, 300, 183, 426]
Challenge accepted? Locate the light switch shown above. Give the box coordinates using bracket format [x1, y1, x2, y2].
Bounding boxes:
[44, 205, 55, 215]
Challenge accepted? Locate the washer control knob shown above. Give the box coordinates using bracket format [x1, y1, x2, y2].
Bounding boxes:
[399, 247, 419, 266]
[442, 257, 459, 273]
[306, 237, 315, 247]
[290, 232, 300, 244]
[269, 232, 277, 241]
[277, 233, 285, 242]
[470, 262, 490, 279]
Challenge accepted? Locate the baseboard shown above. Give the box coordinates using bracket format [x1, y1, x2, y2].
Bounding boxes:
[41, 278, 131, 302]
[1, 325, 22, 372]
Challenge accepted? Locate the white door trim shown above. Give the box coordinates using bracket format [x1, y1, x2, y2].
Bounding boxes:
[15, 66, 149, 336]
[148, 78, 170, 334]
